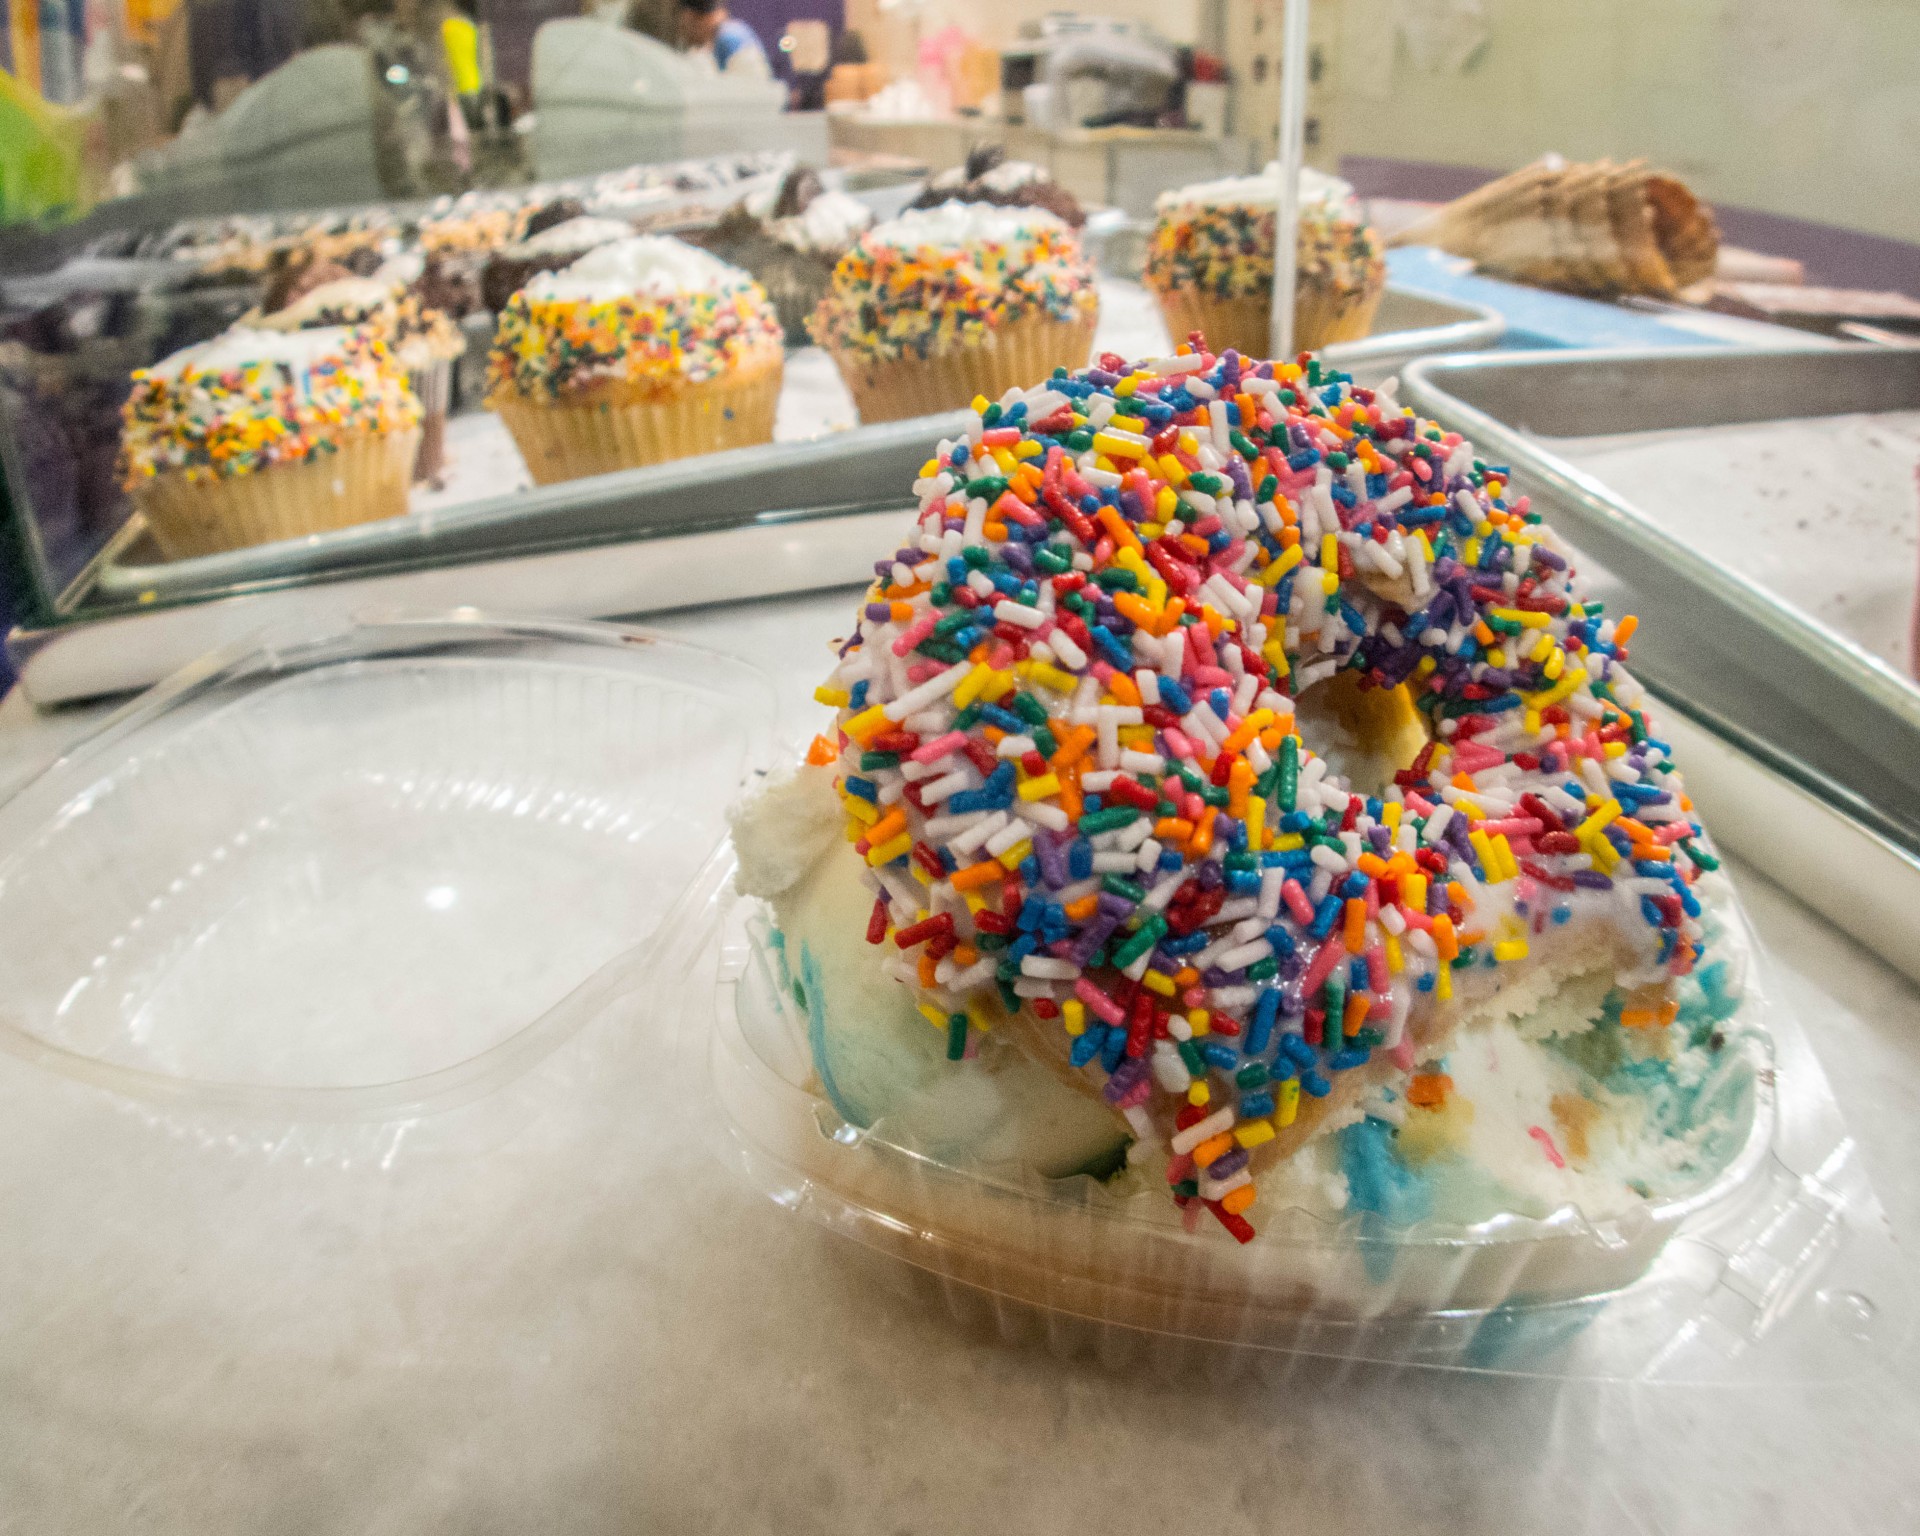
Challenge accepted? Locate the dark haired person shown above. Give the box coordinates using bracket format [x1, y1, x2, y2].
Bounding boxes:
[678, 0, 769, 77]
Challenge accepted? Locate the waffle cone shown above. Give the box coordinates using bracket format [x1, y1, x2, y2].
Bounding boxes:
[133, 428, 419, 561]
[832, 314, 1098, 424]
[492, 352, 783, 486]
[1645, 174, 1720, 288]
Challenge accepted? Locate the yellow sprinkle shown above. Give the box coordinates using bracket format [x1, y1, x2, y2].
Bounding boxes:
[1187, 1008, 1210, 1036]
[843, 704, 888, 743]
[1436, 963, 1453, 1001]
[1062, 1000, 1087, 1036]
[1020, 660, 1077, 693]
[991, 446, 1017, 474]
[1091, 431, 1147, 460]
[1493, 834, 1519, 883]
[918, 458, 940, 479]
[1527, 666, 1586, 710]
[1544, 647, 1566, 681]
[1577, 799, 1622, 842]
[1018, 772, 1062, 803]
[842, 795, 879, 825]
[997, 839, 1032, 870]
[1272, 833, 1305, 853]
[1321, 570, 1339, 597]
[814, 685, 851, 707]
[1490, 607, 1550, 630]
[1156, 455, 1188, 488]
[1110, 413, 1147, 433]
[918, 1003, 948, 1031]
[1276, 1077, 1301, 1128]
[1013, 439, 1042, 459]
[970, 395, 989, 414]
[1233, 1120, 1276, 1150]
[1320, 533, 1338, 571]
[1385, 932, 1404, 974]
[1493, 939, 1530, 963]
[1188, 1082, 1211, 1106]
[1469, 829, 1500, 880]
[866, 833, 911, 866]
[1256, 544, 1304, 585]
[1114, 377, 1137, 398]
[1143, 969, 1176, 997]
[1462, 537, 1482, 566]
[1603, 740, 1627, 759]
[1403, 872, 1427, 912]
[1247, 797, 1267, 850]
[952, 663, 995, 709]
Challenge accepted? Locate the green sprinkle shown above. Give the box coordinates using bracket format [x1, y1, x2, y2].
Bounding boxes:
[1079, 806, 1142, 835]
[1102, 874, 1146, 903]
[946, 1013, 968, 1060]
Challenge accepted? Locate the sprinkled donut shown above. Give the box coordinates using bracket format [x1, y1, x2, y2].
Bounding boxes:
[807, 340, 1715, 1243]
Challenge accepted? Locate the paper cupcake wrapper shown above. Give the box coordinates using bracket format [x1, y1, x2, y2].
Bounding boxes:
[408, 359, 453, 486]
[492, 361, 783, 487]
[1155, 283, 1385, 358]
[833, 314, 1099, 425]
[134, 429, 420, 562]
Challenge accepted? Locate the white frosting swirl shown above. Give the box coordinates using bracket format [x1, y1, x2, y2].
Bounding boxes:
[775, 190, 873, 254]
[514, 215, 637, 257]
[1156, 164, 1358, 215]
[525, 236, 748, 303]
[149, 325, 360, 381]
[864, 200, 1067, 254]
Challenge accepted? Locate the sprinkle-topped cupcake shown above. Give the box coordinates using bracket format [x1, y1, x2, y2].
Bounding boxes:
[808, 201, 1100, 424]
[251, 273, 465, 484]
[487, 235, 784, 484]
[120, 325, 421, 559]
[1147, 166, 1386, 356]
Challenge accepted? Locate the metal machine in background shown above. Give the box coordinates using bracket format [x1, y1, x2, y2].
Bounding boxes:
[1000, 16, 1180, 132]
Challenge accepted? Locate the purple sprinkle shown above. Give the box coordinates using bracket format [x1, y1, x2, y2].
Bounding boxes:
[1226, 458, 1254, 500]
[1036, 833, 1069, 889]
[1205, 1147, 1251, 1180]
[1532, 547, 1566, 570]
[1097, 891, 1136, 919]
[864, 602, 891, 621]
[1572, 870, 1613, 890]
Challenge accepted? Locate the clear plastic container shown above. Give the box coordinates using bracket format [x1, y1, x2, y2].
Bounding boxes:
[0, 614, 1901, 1406]
[699, 838, 1908, 1382]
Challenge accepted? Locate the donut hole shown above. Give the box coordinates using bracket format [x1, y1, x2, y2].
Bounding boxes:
[1291, 671, 1431, 798]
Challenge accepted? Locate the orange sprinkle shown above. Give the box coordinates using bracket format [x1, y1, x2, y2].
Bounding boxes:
[952, 943, 978, 967]
[1050, 723, 1096, 769]
[1614, 615, 1639, 647]
[865, 806, 907, 848]
[951, 861, 1005, 892]
[1096, 505, 1142, 554]
[1343, 991, 1370, 1037]
[1220, 1183, 1257, 1216]
[918, 952, 939, 987]
[805, 735, 838, 766]
[1064, 894, 1100, 922]
[1407, 1073, 1453, 1108]
[1155, 816, 1194, 843]
[1192, 1132, 1235, 1168]
[1191, 805, 1218, 856]
[1105, 671, 1142, 707]
[1173, 967, 1199, 987]
[1433, 913, 1459, 962]
[1343, 897, 1367, 954]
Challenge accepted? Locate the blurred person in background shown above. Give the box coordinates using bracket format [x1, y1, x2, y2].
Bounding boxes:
[677, 0, 766, 76]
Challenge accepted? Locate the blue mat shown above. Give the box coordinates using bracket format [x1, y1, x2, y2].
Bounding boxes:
[1388, 246, 1725, 352]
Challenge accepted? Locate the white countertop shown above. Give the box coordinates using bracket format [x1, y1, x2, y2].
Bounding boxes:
[0, 586, 1915, 1535]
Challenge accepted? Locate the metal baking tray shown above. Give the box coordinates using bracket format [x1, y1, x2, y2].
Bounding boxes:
[83, 284, 1500, 609]
[1402, 344, 1920, 843]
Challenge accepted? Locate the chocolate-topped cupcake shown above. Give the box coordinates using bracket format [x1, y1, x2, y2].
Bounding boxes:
[908, 145, 1087, 228]
[686, 169, 875, 346]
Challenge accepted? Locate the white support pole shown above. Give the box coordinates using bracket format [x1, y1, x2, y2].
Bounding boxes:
[1269, 0, 1311, 359]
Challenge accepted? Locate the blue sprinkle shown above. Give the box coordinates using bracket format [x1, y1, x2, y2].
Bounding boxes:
[1201, 1042, 1238, 1071]
[850, 680, 869, 708]
[1158, 848, 1184, 872]
[1281, 1034, 1317, 1071]
[1089, 625, 1132, 667]
[1301, 1069, 1332, 1098]
[1348, 957, 1369, 992]
[1327, 1046, 1371, 1071]
[1238, 1090, 1276, 1119]
[1100, 1026, 1128, 1073]
[843, 776, 877, 803]
[1159, 678, 1192, 714]
[1070, 1029, 1102, 1068]
[1248, 989, 1282, 1053]
[1310, 895, 1343, 939]
[1069, 839, 1094, 879]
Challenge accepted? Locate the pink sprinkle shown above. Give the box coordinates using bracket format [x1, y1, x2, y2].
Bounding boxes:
[1191, 665, 1232, 689]
[1090, 660, 1115, 684]
[1163, 727, 1198, 761]
[909, 730, 966, 763]
[1389, 1038, 1416, 1072]
[1302, 935, 1345, 993]
[1405, 794, 1437, 817]
[1364, 942, 1389, 993]
[904, 661, 944, 684]
[1282, 878, 1315, 926]
[1528, 1126, 1566, 1168]
[1479, 816, 1544, 838]
[892, 616, 936, 656]
[1074, 977, 1126, 1026]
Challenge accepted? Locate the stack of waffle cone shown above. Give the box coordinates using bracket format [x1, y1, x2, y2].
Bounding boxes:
[1392, 159, 1719, 298]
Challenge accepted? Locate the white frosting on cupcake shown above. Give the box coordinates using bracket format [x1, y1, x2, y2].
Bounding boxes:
[148, 325, 358, 381]
[775, 191, 874, 254]
[864, 201, 1068, 254]
[514, 215, 637, 257]
[253, 278, 397, 330]
[1156, 164, 1358, 215]
[526, 236, 748, 303]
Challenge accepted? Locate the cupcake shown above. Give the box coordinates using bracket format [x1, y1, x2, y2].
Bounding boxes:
[120, 326, 421, 560]
[479, 214, 637, 314]
[808, 202, 1100, 424]
[249, 271, 465, 485]
[686, 170, 876, 346]
[1146, 165, 1386, 356]
[907, 145, 1087, 227]
[486, 235, 784, 485]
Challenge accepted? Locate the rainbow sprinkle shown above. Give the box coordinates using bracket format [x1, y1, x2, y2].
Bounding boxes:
[808, 218, 1098, 365]
[1146, 205, 1385, 306]
[812, 341, 1712, 1243]
[489, 280, 782, 401]
[120, 332, 420, 486]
